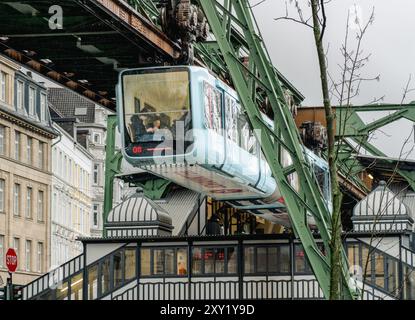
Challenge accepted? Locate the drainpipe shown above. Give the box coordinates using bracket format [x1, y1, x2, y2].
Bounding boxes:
[51, 123, 62, 147]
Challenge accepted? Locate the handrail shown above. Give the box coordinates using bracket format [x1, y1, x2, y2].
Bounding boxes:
[21, 254, 84, 300]
[401, 245, 415, 268]
[347, 238, 415, 299]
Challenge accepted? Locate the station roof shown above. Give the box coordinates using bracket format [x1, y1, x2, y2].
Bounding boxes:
[356, 154, 415, 172]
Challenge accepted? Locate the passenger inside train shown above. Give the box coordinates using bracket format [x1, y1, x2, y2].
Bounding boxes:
[123, 68, 191, 147]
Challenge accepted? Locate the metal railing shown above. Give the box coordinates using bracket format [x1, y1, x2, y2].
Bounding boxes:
[113, 279, 325, 301]
[401, 245, 415, 268]
[22, 254, 84, 300]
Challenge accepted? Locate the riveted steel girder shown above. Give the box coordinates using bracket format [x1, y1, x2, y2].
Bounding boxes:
[196, 0, 354, 299]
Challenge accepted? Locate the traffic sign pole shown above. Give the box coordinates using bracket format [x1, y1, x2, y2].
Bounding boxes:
[6, 273, 12, 300]
[5, 248, 17, 300]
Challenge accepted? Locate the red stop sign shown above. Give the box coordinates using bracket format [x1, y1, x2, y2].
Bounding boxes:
[6, 248, 17, 273]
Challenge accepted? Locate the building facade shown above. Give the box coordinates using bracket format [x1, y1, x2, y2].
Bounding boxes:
[51, 124, 94, 267]
[0, 55, 56, 285]
[48, 88, 124, 237]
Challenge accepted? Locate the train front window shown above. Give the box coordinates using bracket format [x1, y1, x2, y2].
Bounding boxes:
[122, 69, 191, 152]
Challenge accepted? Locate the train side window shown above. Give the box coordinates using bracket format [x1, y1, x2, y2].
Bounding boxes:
[225, 95, 238, 143]
[313, 164, 326, 198]
[237, 109, 250, 151]
[224, 95, 253, 152]
[204, 82, 223, 133]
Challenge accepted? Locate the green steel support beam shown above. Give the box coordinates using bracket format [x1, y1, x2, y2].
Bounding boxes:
[138, 179, 172, 200]
[197, 0, 354, 299]
[127, 0, 160, 22]
[336, 105, 415, 190]
[103, 115, 123, 236]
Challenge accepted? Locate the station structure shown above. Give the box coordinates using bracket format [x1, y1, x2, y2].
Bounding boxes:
[0, 0, 414, 300]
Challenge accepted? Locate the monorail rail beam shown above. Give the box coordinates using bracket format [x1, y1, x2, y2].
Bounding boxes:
[197, 0, 354, 299]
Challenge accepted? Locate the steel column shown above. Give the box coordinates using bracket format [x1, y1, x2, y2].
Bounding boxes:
[197, 0, 353, 299]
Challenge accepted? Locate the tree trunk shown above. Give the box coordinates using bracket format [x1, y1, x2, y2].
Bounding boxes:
[310, 0, 344, 300]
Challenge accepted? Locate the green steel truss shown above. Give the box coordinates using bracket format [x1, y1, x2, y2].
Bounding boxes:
[196, 0, 353, 299]
[103, 115, 123, 236]
[101, 0, 355, 299]
[336, 104, 415, 190]
[103, 115, 172, 226]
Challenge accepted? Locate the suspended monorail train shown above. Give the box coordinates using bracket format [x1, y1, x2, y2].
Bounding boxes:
[117, 66, 331, 227]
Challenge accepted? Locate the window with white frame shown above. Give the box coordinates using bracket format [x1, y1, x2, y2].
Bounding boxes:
[69, 159, 72, 184]
[37, 190, 44, 222]
[25, 240, 32, 272]
[13, 183, 20, 216]
[16, 80, 24, 109]
[38, 142, 44, 170]
[40, 93, 46, 122]
[14, 131, 20, 161]
[74, 164, 78, 186]
[53, 192, 57, 222]
[27, 137, 33, 165]
[82, 169, 85, 190]
[93, 204, 99, 228]
[63, 155, 67, 180]
[0, 125, 4, 156]
[0, 72, 6, 102]
[65, 198, 69, 226]
[62, 200, 66, 226]
[78, 207, 82, 232]
[26, 187, 32, 219]
[0, 179, 4, 213]
[58, 151, 62, 177]
[13, 238, 20, 269]
[0, 235, 3, 268]
[93, 164, 99, 185]
[37, 242, 43, 273]
[93, 132, 101, 144]
[29, 87, 35, 116]
[67, 200, 72, 227]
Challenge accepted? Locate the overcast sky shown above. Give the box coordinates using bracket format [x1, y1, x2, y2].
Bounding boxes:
[251, 0, 415, 105]
[251, 0, 415, 160]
